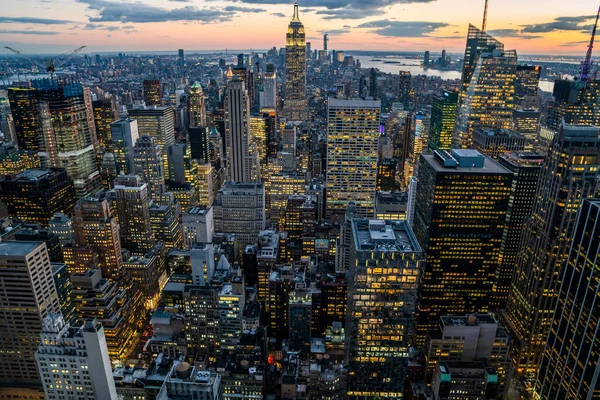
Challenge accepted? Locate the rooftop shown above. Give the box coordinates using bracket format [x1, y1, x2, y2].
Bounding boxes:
[352, 219, 421, 253]
[424, 150, 512, 175]
[0, 241, 44, 257]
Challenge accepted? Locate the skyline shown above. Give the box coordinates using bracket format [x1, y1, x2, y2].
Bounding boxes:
[0, 0, 599, 55]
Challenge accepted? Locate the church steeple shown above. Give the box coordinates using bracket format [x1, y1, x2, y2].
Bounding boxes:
[291, 1, 300, 22]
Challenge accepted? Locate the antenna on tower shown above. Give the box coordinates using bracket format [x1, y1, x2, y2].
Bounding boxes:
[482, 0, 489, 32]
[580, 5, 600, 81]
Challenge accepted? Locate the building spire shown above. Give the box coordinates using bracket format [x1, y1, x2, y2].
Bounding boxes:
[292, 1, 300, 22]
[482, 0, 489, 32]
[580, 5, 600, 80]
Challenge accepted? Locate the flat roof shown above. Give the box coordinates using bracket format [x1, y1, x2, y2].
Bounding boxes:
[422, 152, 512, 175]
[352, 219, 421, 253]
[0, 241, 44, 257]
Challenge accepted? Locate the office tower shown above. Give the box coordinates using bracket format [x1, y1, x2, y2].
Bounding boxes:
[374, 191, 408, 221]
[99, 152, 117, 189]
[213, 182, 266, 246]
[424, 51, 430, 67]
[346, 220, 422, 398]
[167, 142, 192, 184]
[460, 25, 504, 94]
[72, 192, 123, 280]
[0, 142, 40, 175]
[492, 152, 544, 309]
[158, 362, 221, 399]
[185, 284, 221, 363]
[0, 241, 60, 385]
[0, 168, 75, 227]
[224, 79, 253, 182]
[326, 98, 380, 218]
[110, 117, 139, 174]
[268, 265, 305, 341]
[398, 71, 412, 109]
[70, 269, 144, 362]
[183, 206, 214, 248]
[92, 96, 118, 152]
[512, 109, 540, 145]
[7, 87, 42, 151]
[431, 361, 499, 399]
[51, 263, 75, 323]
[282, 195, 317, 260]
[36, 314, 118, 400]
[369, 68, 378, 98]
[454, 48, 517, 149]
[49, 212, 73, 245]
[188, 127, 209, 165]
[404, 113, 431, 182]
[515, 65, 541, 103]
[13, 226, 62, 262]
[143, 79, 163, 106]
[150, 192, 184, 252]
[114, 175, 156, 254]
[282, 124, 297, 155]
[189, 81, 207, 128]
[547, 79, 600, 130]
[534, 199, 600, 399]
[472, 128, 527, 159]
[191, 243, 216, 286]
[323, 33, 328, 51]
[283, 1, 308, 121]
[424, 314, 511, 397]
[505, 123, 600, 377]
[265, 172, 305, 226]
[262, 64, 277, 109]
[133, 135, 166, 199]
[376, 159, 397, 191]
[413, 150, 512, 344]
[429, 90, 458, 151]
[127, 106, 175, 173]
[123, 244, 167, 309]
[219, 276, 245, 350]
[250, 115, 268, 165]
[178, 49, 185, 68]
[196, 162, 216, 206]
[256, 229, 281, 303]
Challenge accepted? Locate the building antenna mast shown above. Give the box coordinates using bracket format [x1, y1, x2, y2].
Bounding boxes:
[482, 0, 489, 32]
[581, 5, 600, 80]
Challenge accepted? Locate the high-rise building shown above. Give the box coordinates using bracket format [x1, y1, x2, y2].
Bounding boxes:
[346, 219, 422, 398]
[49, 212, 73, 245]
[182, 206, 214, 248]
[123, 244, 167, 309]
[114, 175, 156, 254]
[547, 79, 600, 131]
[143, 79, 163, 106]
[36, 314, 118, 400]
[0, 241, 60, 386]
[133, 135, 166, 200]
[493, 152, 544, 309]
[0, 142, 40, 175]
[459, 25, 504, 94]
[504, 123, 600, 377]
[250, 115, 269, 165]
[512, 108, 541, 145]
[72, 192, 123, 280]
[282, 2, 308, 121]
[189, 126, 210, 164]
[224, 79, 254, 182]
[92, 96, 118, 152]
[261, 64, 277, 110]
[178, 49, 185, 68]
[213, 182, 266, 246]
[110, 117, 139, 175]
[127, 106, 175, 174]
[7, 87, 42, 152]
[185, 284, 222, 363]
[288, 283, 312, 352]
[0, 168, 75, 227]
[326, 98, 380, 218]
[454, 48, 517, 149]
[189, 81, 207, 128]
[398, 71, 412, 109]
[429, 90, 458, 151]
[219, 276, 245, 350]
[472, 128, 527, 160]
[413, 150, 512, 344]
[534, 198, 600, 399]
[515, 65, 541, 104]
[149, 192, 184, 252]
[404, 113, 431, 182]
[281, 124, 297, 155]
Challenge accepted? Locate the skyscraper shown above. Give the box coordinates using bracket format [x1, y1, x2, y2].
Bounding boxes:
[515, 65, 541, 104]
[133, 135, 166, 200]
[178, 49, 185, 69]
[346, 219, 422, 398]
[454, 48, 517, 149]
[505, 123, 600, 377]
[429, 90, 458, 151]
[326, 98, 380, 218]
[7, 87, 42, 152]
[261, 64, 277, 110]
[114, 174, 156, 254]
[188, 81, 207, 128]
[92, 96, 118, 152]
[143, 79, 163, 106]
[282, 2, 308, 121]
[224, 78, 253, 182]
[36, 314, 118, 400]
[110, 117, 139, 175]
[73, 192, 123, 280]
[0, 241, 60, 386]
[534, 198, 600, 399]
[459, 24, 504, 94]
[413, 150, 512, 344]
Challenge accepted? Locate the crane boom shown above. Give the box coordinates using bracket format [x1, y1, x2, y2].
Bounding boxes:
[482, 0, 489, 32]
[3, 46, 43, 70]
[53, 46, 87, 69]
[581, 5, 600, 80]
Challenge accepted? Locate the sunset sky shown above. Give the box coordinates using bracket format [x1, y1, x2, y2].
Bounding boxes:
[0, 0, 598, 55]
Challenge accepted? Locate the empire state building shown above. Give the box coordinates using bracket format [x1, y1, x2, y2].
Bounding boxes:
[282, 2, 308, 121]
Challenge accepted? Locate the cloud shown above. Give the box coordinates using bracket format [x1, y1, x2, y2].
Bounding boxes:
[77, 0, 232, 23]
[316, 7, 379, 20]
[83, 23, 120, 31]
[0, 16, 72, 25]
[0, 29, 60, 35]
[487, 29, 542, 39]
[319, 27, 351, 35]
[356, 19, 448, 37]
[521, 15, 595, 33]
[168, 0, 190, 2]
[560, 40, 590, 47]
[219, 0, 435, 10]
[271, 12, 286, 18]
[122, 25, 135, 29]
[224, 6, 265, 12]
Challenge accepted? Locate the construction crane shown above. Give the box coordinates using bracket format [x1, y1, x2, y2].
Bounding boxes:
[482, 0, 489, 32]
[4, 45, 87, 79]
[581, 6, 600, 81]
